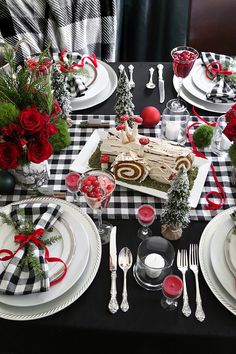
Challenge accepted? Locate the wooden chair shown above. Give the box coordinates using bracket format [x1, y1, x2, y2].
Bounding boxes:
[187, 0, 236, 56]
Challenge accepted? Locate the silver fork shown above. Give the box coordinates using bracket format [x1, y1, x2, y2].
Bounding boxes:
[128, 64, 135, 88]
[189, 244, 205, 322]
[177, 249, 191, 317]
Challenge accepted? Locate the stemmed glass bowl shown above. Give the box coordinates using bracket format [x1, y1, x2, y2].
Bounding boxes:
[170, 45, 199, 112]
[80, 169, 116, 245]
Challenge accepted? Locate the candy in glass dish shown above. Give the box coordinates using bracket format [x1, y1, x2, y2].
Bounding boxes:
[80, 169, 116, 245]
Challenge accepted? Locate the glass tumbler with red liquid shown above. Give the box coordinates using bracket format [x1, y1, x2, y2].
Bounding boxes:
[170, 46, 199, 111]
[65, 172, 81, 203]
[137, 204, 156, 240]
[161, 275, 183, 311]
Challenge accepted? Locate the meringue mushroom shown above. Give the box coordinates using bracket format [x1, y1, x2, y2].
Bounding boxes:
[132, 116, 143, 139]
[138, 137, 150, 157]
[116, 123, 129, 143]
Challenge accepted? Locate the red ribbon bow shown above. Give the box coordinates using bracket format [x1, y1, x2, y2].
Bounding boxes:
[0, 228, 67, 286]
[59, 49, 98, 73]
[206, 61, 236, 79]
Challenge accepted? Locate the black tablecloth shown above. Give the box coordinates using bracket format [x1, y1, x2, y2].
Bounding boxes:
[1, 62, 236, 353]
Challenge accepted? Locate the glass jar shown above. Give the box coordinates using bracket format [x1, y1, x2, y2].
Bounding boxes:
[210, 115, 232, 157]
[161, 99, 190, 145]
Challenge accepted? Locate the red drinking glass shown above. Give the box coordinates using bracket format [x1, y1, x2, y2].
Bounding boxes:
[137, 204, 156, 240]
[161, 274, 183, 311]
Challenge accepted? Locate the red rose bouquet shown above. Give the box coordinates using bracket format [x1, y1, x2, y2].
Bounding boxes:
[0, 43, 70, 171]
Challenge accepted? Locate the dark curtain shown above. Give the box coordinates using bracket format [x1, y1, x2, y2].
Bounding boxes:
[116, 0, 190, 62]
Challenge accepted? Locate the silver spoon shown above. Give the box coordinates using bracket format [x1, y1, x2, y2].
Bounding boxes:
[118, 247, 133, 312]
[146, 67, 156, 89]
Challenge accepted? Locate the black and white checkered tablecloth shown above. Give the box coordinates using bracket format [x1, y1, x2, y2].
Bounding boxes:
[0, 115, 235, 221]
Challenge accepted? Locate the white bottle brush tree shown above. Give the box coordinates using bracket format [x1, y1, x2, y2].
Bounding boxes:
[114, 64, 134, 128]
[51, 65, 72, 119]
[160, 166, 191, 240]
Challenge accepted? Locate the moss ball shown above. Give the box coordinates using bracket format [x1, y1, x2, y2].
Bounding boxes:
[229, 143, 236, 166]
[0, 103, 20, 127]
[192, 124, 215, 148]
[49, 118, 71, 152]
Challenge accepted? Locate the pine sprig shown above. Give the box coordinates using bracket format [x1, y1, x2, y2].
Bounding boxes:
[19, 247, 45, 278]
[43, 235, 61, 246]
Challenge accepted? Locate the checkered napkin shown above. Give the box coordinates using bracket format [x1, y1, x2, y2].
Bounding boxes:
[201, 52, 236, 103]
[53, 52, 89, 98]
[0, 203, 63, 295]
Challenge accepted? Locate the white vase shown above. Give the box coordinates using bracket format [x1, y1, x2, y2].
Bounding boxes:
[10, 160, 50, 188]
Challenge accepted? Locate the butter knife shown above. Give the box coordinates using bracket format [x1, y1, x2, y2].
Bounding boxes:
[157, 64, 165, 103]
[108, 226, 119, 314]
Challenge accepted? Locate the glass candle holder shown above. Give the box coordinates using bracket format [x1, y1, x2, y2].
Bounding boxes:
[161, 99, 190, 145]
[210, 115, 232, 157]
[133, 236, 175, 291]
[160, 275, 183, 311]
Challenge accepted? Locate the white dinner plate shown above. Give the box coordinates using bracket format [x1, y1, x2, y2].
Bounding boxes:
[0, 198, 90, 307]
[199, 207, 236, 316]
[224, 228, 236, 277]
[173, 75, 232, 114]
[210, 218, 236, 300]
[70, 129, 211, 208]
[71, 59, 109, 103]
[191, 60, 216, 93]
[70, 61, 117, 111]
[0, 215, 76, 283]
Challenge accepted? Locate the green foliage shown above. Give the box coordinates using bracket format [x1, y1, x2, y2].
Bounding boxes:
[0, 43, 53, 114]
[160, 167, 190, 228]
[229, 143, 236, 166]
[0, 102, 20, 127]
[49, 118, 71, 152]
[193, 124, 215, 148]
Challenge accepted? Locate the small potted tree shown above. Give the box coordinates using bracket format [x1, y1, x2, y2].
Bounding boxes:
[160, 166, 190, 240]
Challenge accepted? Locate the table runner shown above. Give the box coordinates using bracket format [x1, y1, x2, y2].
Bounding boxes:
[0, 114, 235, 221]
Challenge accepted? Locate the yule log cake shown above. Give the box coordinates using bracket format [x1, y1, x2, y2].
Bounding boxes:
[100, 127, 194, 185]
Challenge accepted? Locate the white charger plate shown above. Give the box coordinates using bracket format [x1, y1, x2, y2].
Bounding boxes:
[0, 198, 90, 308]
[70, 129, 211, 208]
[0, 198, 101, 320]
[199, 207, 236, 316]
[70, 61, 117, 111]
[224, 228, 236, 277]
[210, 218, 236, 300]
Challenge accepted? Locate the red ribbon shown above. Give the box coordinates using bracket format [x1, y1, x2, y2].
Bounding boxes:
[59, 50, 98, 73]
[0, 228, 67, 286]
[206, 61, 236, 79]
[187, 107, 226, 210]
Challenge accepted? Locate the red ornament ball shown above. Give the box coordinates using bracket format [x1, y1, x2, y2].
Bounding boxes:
[140, 106, 161, 128]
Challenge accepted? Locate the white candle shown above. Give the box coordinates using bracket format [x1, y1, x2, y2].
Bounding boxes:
[165, 121, 180, 140]
[144, 253, 165, 278]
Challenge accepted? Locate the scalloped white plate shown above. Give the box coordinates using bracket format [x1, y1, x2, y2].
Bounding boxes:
[199, 208, 236, 316]
[0, 198, 101, 319]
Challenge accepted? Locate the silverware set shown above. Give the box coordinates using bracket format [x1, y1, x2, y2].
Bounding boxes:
[177, 244, 205, 322]
[108, 226, 133, 314]
[145, 65, 165, 103]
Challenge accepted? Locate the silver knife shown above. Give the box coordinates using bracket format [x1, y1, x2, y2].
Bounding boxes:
[108, 226, 119, 314]
[157, 64, 165, 103]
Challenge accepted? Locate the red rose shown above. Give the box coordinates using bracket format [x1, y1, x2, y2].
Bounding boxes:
[46, 123, 58, 136]
[19, 106, 45, 133]
[27, 132, 53, 163]
[223, 119, 236, 142]
[1, 123, 24, 138]
[0, 142, 21, 169]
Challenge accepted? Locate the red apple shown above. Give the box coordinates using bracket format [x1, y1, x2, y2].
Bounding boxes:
[140, 106, 161, 128]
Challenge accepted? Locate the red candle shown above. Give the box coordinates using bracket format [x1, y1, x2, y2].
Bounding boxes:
[162, 275, 183, 298]
[137, 204, 155, 225]
[65, 172, 81, 192]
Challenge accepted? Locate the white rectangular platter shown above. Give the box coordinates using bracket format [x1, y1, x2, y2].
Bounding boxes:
[70, 129, 211, 208]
